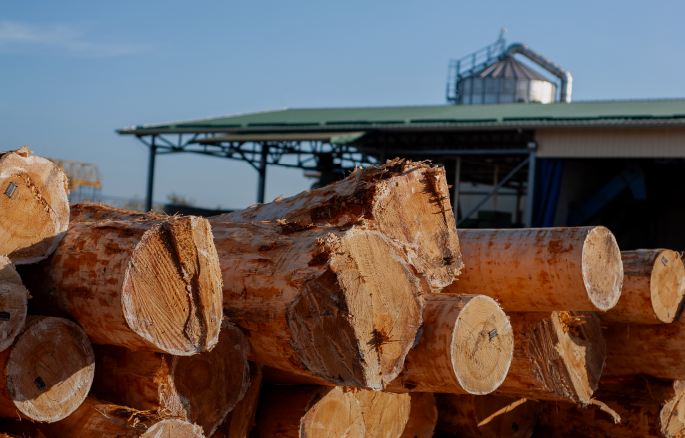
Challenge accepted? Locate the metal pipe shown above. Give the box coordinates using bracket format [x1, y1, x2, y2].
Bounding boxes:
[524, 151, 537, 227]
[145, 138, 157, 212]
[257, 144, 269, 203]
[504, 43, 573, 103]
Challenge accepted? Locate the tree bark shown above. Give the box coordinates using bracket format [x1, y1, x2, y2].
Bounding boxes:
[0, 146, 70, 265]
[387, 294, 514, 395]
[446, 227, 623, 311]
[532, 376, 676, 438]
[209, 363, 263, 438]
[221, 158, 463, 291]
[399, 393, 437, 438]
[211, 219, 425, 390]
[0, 316, 94, 422]
[0, 396, 205, 437]
[0, 255, 29, 352]
[251, 385, 365, 438]
[495, 311, 606, 404]
[90, 320, 249, 435]
[21, 203, 223, 355]
[603, 316, 685, 380]
[602, 249, 685, 324]
[354, 390, 411, 438]
[435, 394, 544, 438]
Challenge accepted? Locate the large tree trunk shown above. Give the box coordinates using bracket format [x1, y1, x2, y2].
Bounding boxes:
[446, 227, 623, 311]
[90, 320, 249, 435]
[435, 394, 544, 438]
[251, 385, 366, 438]
[603, 316, 685, 379]
[0, 255, 29, 352]
[0, 397, 205, 437]
[21, 203, 223, 355]
[354, 390, 411, 438]
[211, 219, 425, 390]
[532, 376, 677, 438]
[0, 316, 94, 422]
[221, 158, 463, 291]
[601, 249, 685, 324]
[495, 311, 606, 404]
[399, 393, 438, 438]
[387, 294, 513, 395]
[0, 147, 69, 265]
[210, 363, 263, 438]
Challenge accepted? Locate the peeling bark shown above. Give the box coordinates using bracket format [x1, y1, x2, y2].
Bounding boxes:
[90, 321, 249, 435]
[447, 227, 623, 311]
[221, 158, 462, 291]
[0, 316, 94, 422]
[210, 218, 426, 390]
[495, 311, 606, 404]
[0, 146, 69, 264]
[387, 294, 513, 395]
[21, 203, 223, 355]
[602, 249, 685, 324]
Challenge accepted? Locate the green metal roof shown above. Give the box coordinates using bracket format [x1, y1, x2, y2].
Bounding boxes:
[118, 99, 685, 136]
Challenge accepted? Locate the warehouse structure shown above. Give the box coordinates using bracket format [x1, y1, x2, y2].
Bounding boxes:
[118, 35, 685, 250]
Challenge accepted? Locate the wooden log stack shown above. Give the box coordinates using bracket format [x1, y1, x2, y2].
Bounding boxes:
[2, 151, 685, 437]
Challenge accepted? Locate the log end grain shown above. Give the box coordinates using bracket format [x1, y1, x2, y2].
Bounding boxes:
[122, 215, 223, 355]
[253, 386, 365, 438]
[502, 311, 606, 404]
[0, 147, 70, 265]
[0, 255, 28, 352]
[4, 316, 94, 422]
[581, 226, 623, 311]
[354, 389, 411, 438]
[399, 393, 437, 438]
[436, 394, 544, 438]
[452, 295, 514, 395]
[142, 420, 205, 438]
[287, 228, 424, 389]
[650, 250, 685, 323]
[661, 380, 685, 438]
[370, 160, 463, 289]
[209, 362, 263, 438]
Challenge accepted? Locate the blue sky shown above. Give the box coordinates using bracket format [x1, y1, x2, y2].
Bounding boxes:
[1, 0, 684, 209]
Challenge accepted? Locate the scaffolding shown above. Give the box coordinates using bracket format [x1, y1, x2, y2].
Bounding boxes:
[49, 159, 102, 204]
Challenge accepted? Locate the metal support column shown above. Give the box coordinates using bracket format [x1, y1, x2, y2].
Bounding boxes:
[524, 146, 537, 228]
[453, 157, 461, 220]
[256, 144, 269, 204]
[145, 137, 157, 212]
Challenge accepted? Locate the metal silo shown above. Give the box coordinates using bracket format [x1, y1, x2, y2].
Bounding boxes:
[446, 32, 572, 105]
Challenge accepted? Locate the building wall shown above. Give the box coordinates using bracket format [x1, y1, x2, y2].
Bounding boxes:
[536, 128, 685, 158]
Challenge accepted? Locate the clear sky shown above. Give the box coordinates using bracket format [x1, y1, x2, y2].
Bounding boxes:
[2, 0, 684, 209]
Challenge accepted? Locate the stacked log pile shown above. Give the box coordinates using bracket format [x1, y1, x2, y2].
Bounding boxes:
[0, 150, 683, 437]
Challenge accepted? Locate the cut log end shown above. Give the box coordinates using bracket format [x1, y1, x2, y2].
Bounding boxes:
[650, 250, 685, 323]
[142, 420, 205, 438]
[400, 393, 437, 438]
[0, 147, 69, 265]
[452, 295, 513, 395]
[582, 226, 623, 311]
[661, 380, 685, 438]
[6, 316, 94, 422]
[0, 255, 28, 352]
[123, 215, 223, 355]
[354, 390, 411, 438]
[288, 229, 424, 389]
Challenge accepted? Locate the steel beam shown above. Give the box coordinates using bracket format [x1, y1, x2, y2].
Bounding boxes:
[524, 151, 537, 228]
[145, 137, 157, 212]
[257, 144, 268, 204]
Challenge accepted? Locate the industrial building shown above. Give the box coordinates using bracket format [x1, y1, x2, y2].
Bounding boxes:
[119, 35, 685, 250]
